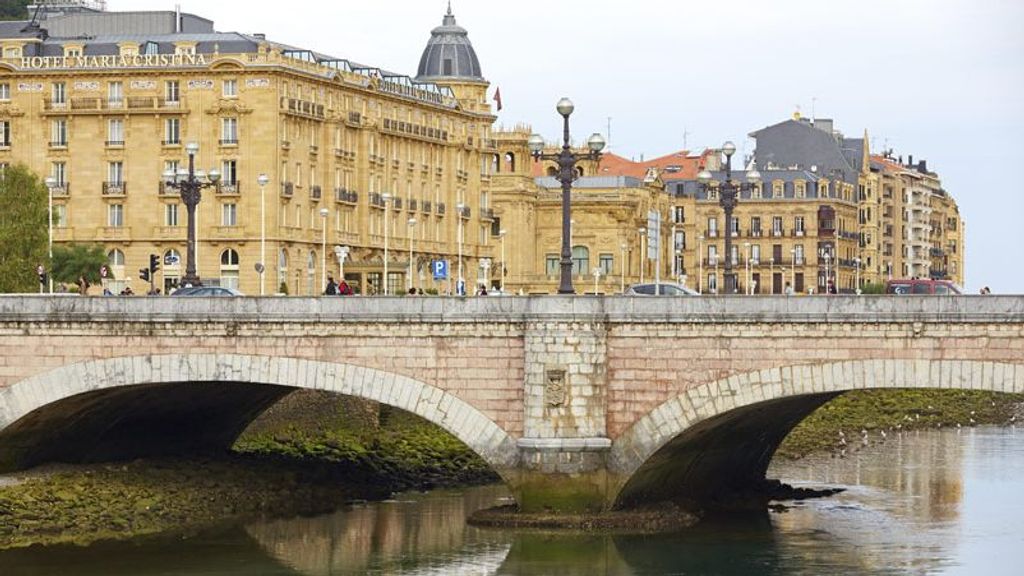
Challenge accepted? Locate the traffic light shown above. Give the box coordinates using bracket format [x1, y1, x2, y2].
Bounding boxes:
[38, 271, 47, 285]
[149, 254, 160, 275]
[139, 268, 150, 282]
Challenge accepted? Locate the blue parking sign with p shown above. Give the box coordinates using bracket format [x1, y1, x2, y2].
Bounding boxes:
[432, 259, 449, 280]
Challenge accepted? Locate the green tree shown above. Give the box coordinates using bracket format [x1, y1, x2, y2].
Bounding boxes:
[52, 244, 111, 287]
[0, 164, 48, 293]
[861, 282, 886, 295]
[0, 1, 30, 20]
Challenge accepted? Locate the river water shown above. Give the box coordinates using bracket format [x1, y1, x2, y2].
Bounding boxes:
[2, 427, 1023, 575]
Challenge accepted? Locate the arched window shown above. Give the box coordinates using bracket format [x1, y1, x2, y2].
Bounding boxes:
[504, 152, 516, 173]
[576, 166, 585, 178]
[220, 249, 240, 289]
[546, 166, 557, 177]
[277, 249, 288, 294]
[163, 249, 181, 269]
[108, 249, 125, 266]
[162, 249, 181, 293]
[571, 246, 589, 277]
[106, 249, 127, 293]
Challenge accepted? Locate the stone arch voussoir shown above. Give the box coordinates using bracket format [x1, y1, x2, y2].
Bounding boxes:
[0, 353, 519, 472]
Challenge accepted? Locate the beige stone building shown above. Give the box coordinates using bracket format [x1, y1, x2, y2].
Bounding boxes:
[0, 4, 500, 295]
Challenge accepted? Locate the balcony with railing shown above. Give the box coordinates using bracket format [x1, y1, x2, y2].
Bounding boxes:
[310, 185, 322, 200]
[422, 200, 432, 214]
[49, 140, 68, 149]
[391, 196, 403, 210]
[217, 182, 241, 196]
[219, 138, 239, 147]
[370, 193, 386, 208]
[44, 96, 187, 115]
[158, 181, 179, 197]
[49, 183, 70, 197]
[749, 229, 763, 238]
[458, 205, 471, 219]
[335, 188, 358, 204]
[280, 97, 325, 120]
[281, 182, 294, 197]
[437, 202, 446, 215]
[102, 182, 126, 196]
[347, 111, 362, 126]
[408, 199, 418, 212]
[105, 139, 125, 148]
[480, 207, 495, 221]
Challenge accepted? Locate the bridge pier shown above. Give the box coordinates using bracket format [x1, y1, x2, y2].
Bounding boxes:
[514, 320, 612, 513]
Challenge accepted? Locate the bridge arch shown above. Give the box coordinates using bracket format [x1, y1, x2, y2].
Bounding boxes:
[0, 353, 518, 476]
[609, 359, 1024, 509]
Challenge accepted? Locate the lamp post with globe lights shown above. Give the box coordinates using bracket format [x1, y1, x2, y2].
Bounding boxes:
[697, 142, 761, 294]
[319, 208, 329, 292]
[498, 229, 507, 293]
[527, 98, 605, 294]
[162, 142, 221, 287]
[407, 217, 417, 292]
[43, 176, 56, 293]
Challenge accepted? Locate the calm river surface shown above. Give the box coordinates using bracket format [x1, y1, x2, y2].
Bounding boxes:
[3, 427, 1023, 575]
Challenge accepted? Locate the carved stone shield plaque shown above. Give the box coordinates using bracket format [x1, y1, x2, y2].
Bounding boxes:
[545, 369, 566, 407]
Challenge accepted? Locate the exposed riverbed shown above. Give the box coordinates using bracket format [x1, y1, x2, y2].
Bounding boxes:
[2, 427, 1022, 575]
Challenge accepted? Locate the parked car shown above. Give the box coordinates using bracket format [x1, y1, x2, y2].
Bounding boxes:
[171, 286, 245, 297]
[624, 282, 699, 296]
[885, 279, 961, 295]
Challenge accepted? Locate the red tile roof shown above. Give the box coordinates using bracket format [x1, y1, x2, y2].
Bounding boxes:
[595, 150, 711, 180]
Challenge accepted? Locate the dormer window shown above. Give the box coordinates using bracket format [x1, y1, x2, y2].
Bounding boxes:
[175, 43, 196, 56]
[64, 46, 82, 58]
[144, 41, 159, 56]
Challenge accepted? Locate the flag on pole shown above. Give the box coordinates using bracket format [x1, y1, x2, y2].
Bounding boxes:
[493, 87, 503, 111]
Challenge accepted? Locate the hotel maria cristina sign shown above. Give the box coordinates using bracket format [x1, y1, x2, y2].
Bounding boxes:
[14, 53, 210, 71]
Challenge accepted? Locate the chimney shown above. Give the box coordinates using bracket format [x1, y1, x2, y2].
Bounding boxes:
[908, 155, 913, 167]
[918, 160, 928, 173]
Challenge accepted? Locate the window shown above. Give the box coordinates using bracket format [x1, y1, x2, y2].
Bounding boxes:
[708, 273, 718, 294]
[52, 82, 66, 105]
[54, 204, 67, 227]
[772, 216, 784, 236]
[545, 255, 559, 276]
[707, 217, 718, 237]
[51, 162, 66, 186]
[794, 245, 805, 264]
[751, 245, 761, 264]
[165, 80, 180, 103]
[794, 216, 805, 235]
[571, 246, 590, 277]
[772, 181, 784, 198]
[751, 216, 761, 235]
[51, 119, 67, 146]
[108, 204, 124, 227]
[64, 46, 81, 57]
[672, 206, 685, 224]
[277, 249, 288, 293]
[107, 119, 124, 145]
[221, 117, 238, 144]
[144, 41, 159, 56]
[222, 203, 237, 226]
[165, 203, 179, 226]
[220, 249, 240, 290]
[0, 121, 9, 147]
[108, 81, 123, 106]
[164, 118, 180, 144]
[599, 253, 614, 276]
[731, 245, 739, 266]
[108, 161, 124, 184]
[708, 245, 718, 265]
[0, 83, 9, 100]
[223, 79, 238, 98]
[729, 217, 739, 236]
[221, 160, 238, 185]
[2, 47, 20, 58]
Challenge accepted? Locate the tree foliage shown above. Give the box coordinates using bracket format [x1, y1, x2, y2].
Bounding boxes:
[52, 244, 111, 286]
[860, 282, 886, 294]
[0, 165, 48, 293]
[0, 1, 30, 20]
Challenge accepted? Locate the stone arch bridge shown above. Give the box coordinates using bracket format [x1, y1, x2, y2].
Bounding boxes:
[0, 296, 1021, 513]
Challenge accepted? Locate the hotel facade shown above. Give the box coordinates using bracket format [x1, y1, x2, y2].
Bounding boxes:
[0, 3, 964, 295]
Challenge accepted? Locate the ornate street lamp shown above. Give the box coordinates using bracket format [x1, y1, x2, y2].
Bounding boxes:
[162, 142, 221, 287]
[697, 142, 760, 294]
[528, 98, 605, 294]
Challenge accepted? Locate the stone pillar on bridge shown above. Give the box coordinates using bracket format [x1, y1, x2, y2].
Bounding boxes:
[515, 319, 611, 513]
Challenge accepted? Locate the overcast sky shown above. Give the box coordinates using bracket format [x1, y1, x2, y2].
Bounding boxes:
[109, 0, 1024, 293]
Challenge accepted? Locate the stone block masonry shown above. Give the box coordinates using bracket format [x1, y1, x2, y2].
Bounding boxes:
[0, 295, 1021, 512]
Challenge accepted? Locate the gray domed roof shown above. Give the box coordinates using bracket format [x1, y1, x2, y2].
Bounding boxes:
[415, 6, 484, 83]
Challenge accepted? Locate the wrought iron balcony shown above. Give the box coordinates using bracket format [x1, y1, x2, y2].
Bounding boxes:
[102, 181, 127, 196]
[217, 182, 241, 196]
[310, 185, 322, 200]
[335, 188, 358, 203]
[281, 182, 294, 197]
